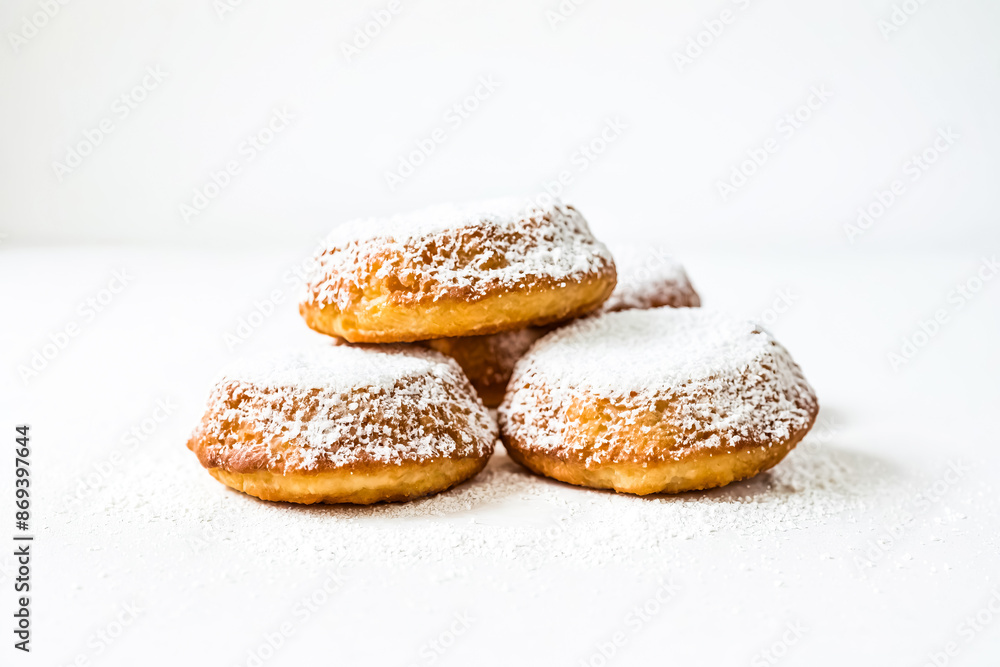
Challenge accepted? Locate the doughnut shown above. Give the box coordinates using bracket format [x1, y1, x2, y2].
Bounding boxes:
[187, 345, 497, 504]
[595, 243, 700, 313]
[424, 244, 700, 407]
[498, 308, 818, 495]
[299, 198, 616, 343]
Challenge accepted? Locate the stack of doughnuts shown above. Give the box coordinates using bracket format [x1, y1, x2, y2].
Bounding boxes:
[188, 197, 818, 504]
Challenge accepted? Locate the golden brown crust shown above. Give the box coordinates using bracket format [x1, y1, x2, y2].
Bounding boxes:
[204, 456, 488, 505]
[300, 268, 616, 343]
[502, 400, 816, 495]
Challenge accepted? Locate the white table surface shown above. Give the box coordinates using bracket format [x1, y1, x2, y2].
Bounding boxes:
[2, 244, 999, 666]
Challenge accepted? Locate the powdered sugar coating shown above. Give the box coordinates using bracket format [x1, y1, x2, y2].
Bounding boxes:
[219, 345, 444, 395]
[302, 197, 614, 309]
[190, 345, 497, 471]
[500, 308, 817, 461]
[598, 243, 700, 313]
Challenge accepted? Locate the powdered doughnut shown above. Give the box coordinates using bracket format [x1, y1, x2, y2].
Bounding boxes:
[596, 243, 700, 313]
[426, 245, 700, 407]
[499, 308, 818, 495]
[187, 345, 497, 504]
[299, 198, 617, 343]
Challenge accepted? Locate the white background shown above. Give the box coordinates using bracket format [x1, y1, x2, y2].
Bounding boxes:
[1, 0, 998, 251]
[2, 1, 1000, 666]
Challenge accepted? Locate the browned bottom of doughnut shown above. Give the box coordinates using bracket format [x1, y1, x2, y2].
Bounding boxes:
[423, 329, 547, 408]
[204, 456, 488, 504]
[504, 427, 811, 495]
[300, 274, 615, 343]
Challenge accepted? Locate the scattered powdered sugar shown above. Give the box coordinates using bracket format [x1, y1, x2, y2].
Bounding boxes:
[500, 308, 818, 459]
[302, 197, 614, 309]
[598, 242, 700, 313]
[53, 428, 933, 587]
[191, 345, 496, 469]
